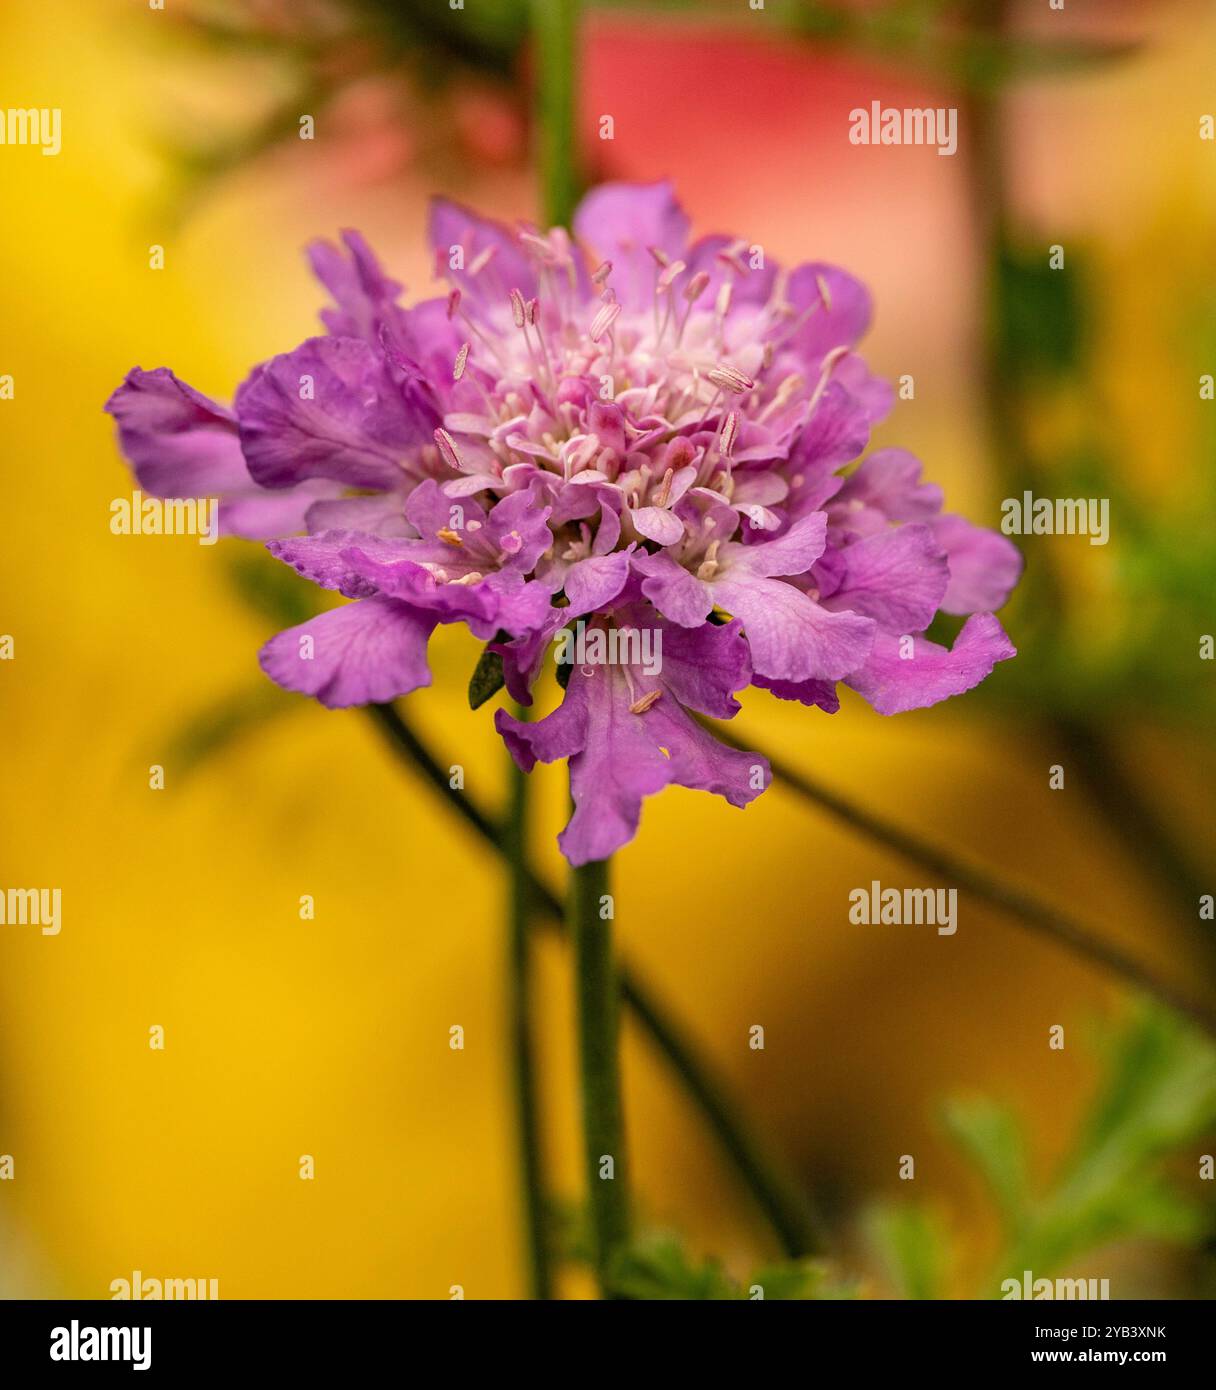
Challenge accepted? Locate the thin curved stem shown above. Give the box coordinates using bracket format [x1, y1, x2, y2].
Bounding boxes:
[364, 701, 822, 1256]
[569, 854, 629, 1289]
[616, 969, 823, 1257]
[706, 719, 1216, 1041]
[504, 703, 552, 1298]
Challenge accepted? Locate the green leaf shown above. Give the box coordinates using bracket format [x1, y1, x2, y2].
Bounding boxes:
[748, 1258, 860, 1301]
[866, 1202, 948, 1300]
[942, 1096, 1028, 1233]
[607, 1234, 737, 1301]
[603, 1231, 858, 1300]
[985, 1007, 1216, 1291]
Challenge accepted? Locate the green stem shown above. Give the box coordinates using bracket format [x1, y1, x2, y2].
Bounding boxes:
[569, 853, 629, 1291]
[504, 703, 552, 1298]
[364, 701, 821, 1257]
[531, 0, 581, 227]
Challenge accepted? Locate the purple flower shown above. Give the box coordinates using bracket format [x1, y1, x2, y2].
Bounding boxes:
[106, 185, 1020, 864]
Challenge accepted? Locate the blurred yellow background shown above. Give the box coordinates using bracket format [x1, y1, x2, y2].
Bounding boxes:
[1, 0, 1213, 1298]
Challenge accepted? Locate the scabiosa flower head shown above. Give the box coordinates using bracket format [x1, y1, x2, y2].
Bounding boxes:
[106, 181, 1021, 864]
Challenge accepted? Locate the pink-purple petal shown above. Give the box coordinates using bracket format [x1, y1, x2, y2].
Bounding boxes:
[713, 574, 876, 682]
[633, 550, 713, 628]
[821, 524, 949, 633]
[932, 514, 1023, 615]
[236, 336, 426, 491]
[845, 613, 1016, 715]
[258, 596, 435, 708]
[573, 180, 690, 310]
[105, 367, 249, 497]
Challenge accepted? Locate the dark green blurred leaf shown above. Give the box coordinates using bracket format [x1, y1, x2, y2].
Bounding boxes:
[788, 1, 1140, 92]
[165, 683, 301, 781]
[993, 243, 1086, 382]
[225, 549, 320, 629]
[468, 644, 506, 709]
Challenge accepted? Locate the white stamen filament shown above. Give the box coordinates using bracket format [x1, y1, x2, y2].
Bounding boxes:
[467, 244, 497, 277]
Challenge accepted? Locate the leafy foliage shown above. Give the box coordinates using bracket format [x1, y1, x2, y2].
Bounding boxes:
[866, 1202, 948, 1300]
[869, 1006, 1216, 1298]
[606, 1233, 858, 1301]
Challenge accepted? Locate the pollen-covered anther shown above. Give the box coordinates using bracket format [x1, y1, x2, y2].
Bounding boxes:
[450, 570, 484, 586]
[648, 246, 671, 268]
[589, 299, 622, 342]
[656, 259, 686, 293]
[695, 540, 721, 581]
[591, 260, 613, 285]
[653, 466, 674, 508]
[437, 527, 464, 548]
[707, 365, 754, 394]
[629, 689, 663, 715]
[683, 270, 710, 303]
[715, 242, 748, 276]
[434, 427, 463, 471]
[453, 342, 470, 381]
[720, 411, 740, 461]
[509, 288, 526, 328]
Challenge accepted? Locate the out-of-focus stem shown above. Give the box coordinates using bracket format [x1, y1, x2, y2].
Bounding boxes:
[569, 853, 629, 1291]
[504, 702, 552, 1299]
[531, 0, 581, 227]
